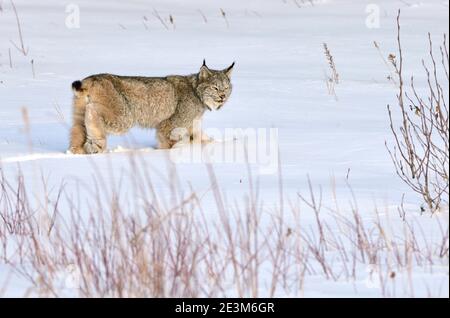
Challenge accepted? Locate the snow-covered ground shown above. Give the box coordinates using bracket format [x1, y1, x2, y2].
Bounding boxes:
[0, 0, 448, 297]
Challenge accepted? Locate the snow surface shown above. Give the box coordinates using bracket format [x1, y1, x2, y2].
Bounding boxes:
[0, 0, 449, 297]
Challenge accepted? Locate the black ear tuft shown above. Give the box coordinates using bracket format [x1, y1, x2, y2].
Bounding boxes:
[225, 62, 235, 77]
[199, 59, 211, 80]
[72, 80, 83, 91]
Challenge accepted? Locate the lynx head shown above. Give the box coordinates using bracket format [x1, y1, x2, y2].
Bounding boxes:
[196, 60, 234, 111]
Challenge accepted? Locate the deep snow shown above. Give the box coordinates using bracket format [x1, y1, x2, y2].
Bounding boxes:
[0, 0, 448, 297]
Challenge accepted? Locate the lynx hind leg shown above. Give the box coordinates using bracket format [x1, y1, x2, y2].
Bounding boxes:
[69, 96, 87, 154]
[84, 102, 107, 154]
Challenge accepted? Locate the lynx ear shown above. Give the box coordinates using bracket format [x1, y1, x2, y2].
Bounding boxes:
[224, 62, 235, 78]
[199, 59, 211, 81]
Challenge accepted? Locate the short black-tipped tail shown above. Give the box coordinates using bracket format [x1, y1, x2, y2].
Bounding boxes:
[72, 80, 83, 91]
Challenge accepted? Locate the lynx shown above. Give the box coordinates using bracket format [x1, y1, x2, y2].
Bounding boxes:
[69, 60, 234, 154]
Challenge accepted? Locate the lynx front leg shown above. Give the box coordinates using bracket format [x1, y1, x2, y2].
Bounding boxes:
[191, 118, 213, 144]
[84, 103, 107, 154]
[157, 130, 173, 149]
[157, 124, 191, 149]
[157, 127, 187, 149]
[192, 130, 213, 144]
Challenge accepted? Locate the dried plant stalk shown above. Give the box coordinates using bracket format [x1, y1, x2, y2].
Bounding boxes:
[386, 10, 449, 212]
[323, 43, 339, 100]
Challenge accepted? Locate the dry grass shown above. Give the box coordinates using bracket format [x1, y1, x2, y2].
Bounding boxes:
[9, 0, 28, 56]
[323, 43, 339, 100]
[0, 153, 447, 297]
[373, 41, 397, 85]
[152, 8, 169, 30]
[8, 48, 13, 68]
[220, 8, 229, 28]
[197, 10, 208, 24]
[292, 0, 316, 8]
[169, 15, 176, 30]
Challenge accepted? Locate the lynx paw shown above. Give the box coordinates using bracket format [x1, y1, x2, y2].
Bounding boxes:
[84, 139, 106, 154]
[201, 135, 214, 144]
[68, 146, 86, 155]
[158, 140, 177, 149]
[191, 133, 214, 144]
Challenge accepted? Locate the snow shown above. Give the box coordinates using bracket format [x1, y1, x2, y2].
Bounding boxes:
[0, 0, 448, 297]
